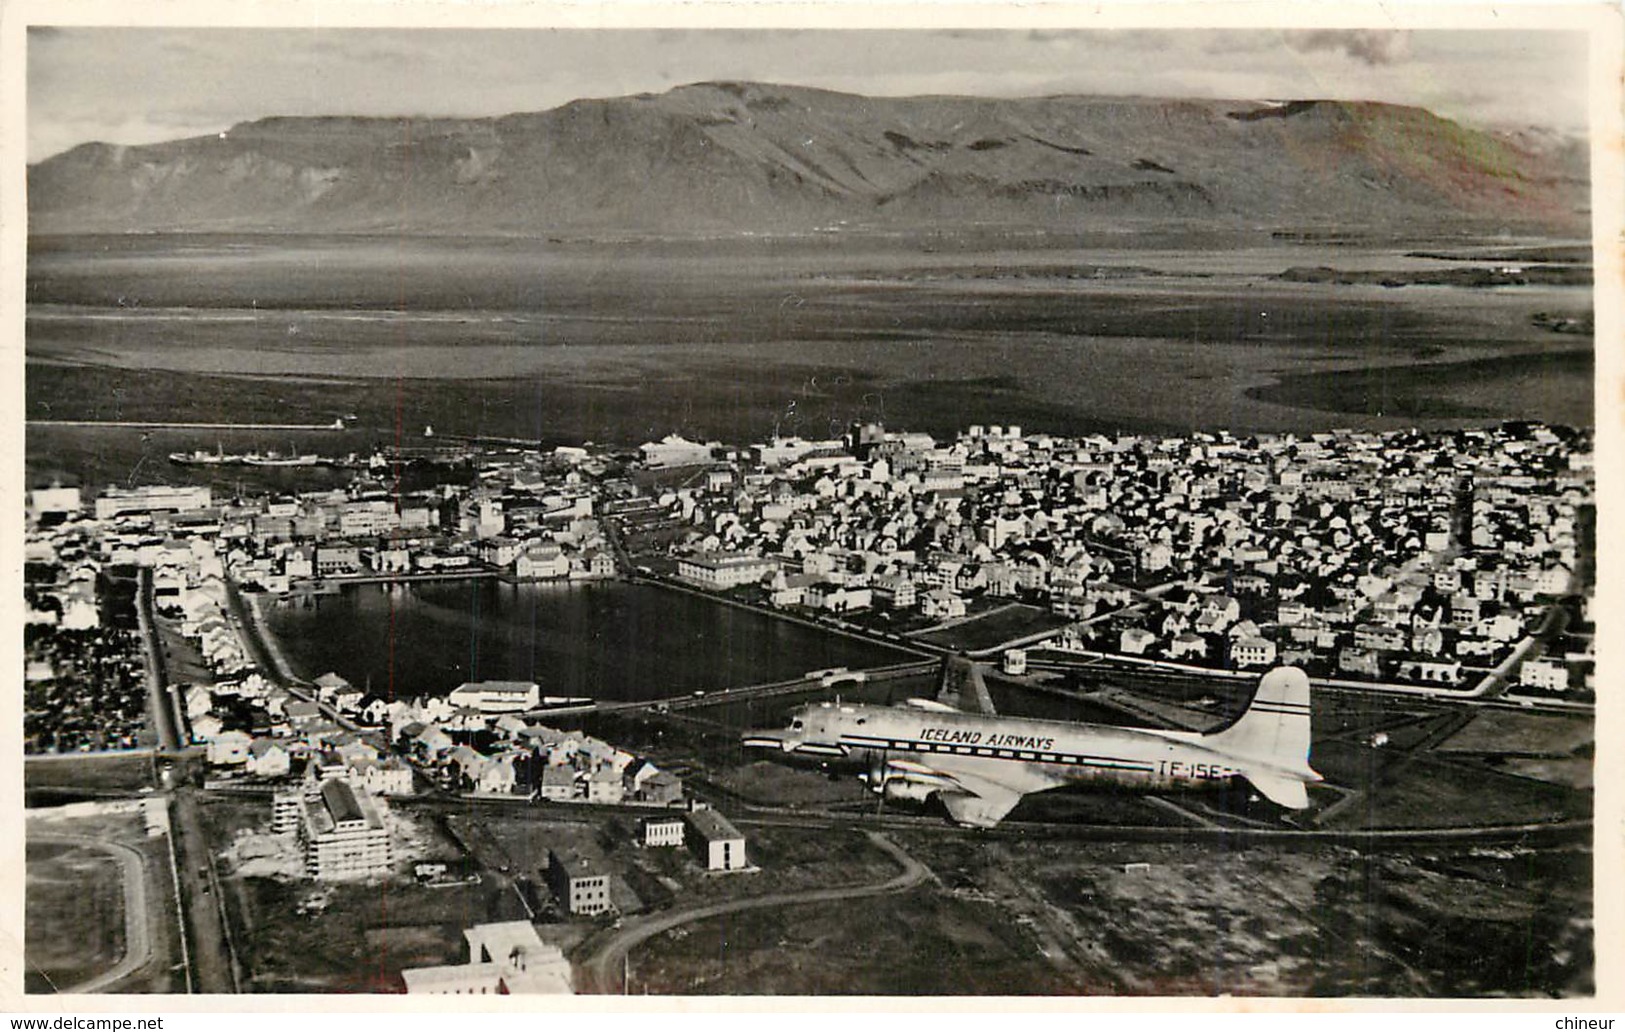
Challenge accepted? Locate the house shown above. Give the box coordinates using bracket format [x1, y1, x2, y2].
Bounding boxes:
[585, 767, 625, 804]
[355, 756, 415, 796]
[331, 685, 366, 714]
[312, 672, 352, 704]
[1354, 623, 1407, 653]
[676, 552, 777, 590]
[315, 545, 363, 577]
[284, 699, 322, 731]
[920, 589, 966, 621]
[537, 766, 577, 802]
[1230, 637, 1277, 668]
[245, 738, 291, 778]
[637, 771, 685, 806]
[206, 730, 253, 766]
[284, 547, 315, 580]
[1168, 633, 1208, 661]
[477, 755, 519, 796]
[1520, 657, 1570, 693]
[190, 713, 224, 743]
[516, 545, 570, 580]
[480, 537, 526, 569]
[1338, 647, 1382, 678]
[445, 745, 489, 789]
[410, 724, 456, 761]
[1119, 627, 1157, 656]
[1411, 626, 1446, 656]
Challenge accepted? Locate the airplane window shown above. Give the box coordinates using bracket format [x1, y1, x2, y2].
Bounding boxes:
[791, 719, 804, 730]
[856, 717, 867, 725]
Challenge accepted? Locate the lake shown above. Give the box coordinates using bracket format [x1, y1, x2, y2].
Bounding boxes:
[262, 578, 914, 704]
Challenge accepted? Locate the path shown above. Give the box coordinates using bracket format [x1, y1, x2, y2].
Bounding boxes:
[576, 831, 931, 994]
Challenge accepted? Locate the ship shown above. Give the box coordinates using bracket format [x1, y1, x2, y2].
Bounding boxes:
[241, 451, 323, 467]
[168, 449, 230, 466]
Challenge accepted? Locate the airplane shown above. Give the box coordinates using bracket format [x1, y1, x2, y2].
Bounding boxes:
[742, 662, 1321, 828]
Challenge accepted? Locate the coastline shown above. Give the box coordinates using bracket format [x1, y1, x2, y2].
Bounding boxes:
[240, 589, 303, 686]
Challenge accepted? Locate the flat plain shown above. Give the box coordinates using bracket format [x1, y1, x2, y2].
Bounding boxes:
[25, 232, 1592, 490]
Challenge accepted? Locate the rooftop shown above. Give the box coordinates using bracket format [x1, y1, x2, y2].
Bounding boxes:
[320, 778, 365, 825]
[685, 808, 744, 842]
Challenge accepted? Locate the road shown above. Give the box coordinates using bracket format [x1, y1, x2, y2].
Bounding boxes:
[167, 789, 240, 992]
[575, 831, 931, 994]
[135, 569, 186, 752]
[30, 834, 152, 994]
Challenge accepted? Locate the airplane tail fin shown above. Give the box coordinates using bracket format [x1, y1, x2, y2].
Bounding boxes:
[1205, 667, 1320, 806]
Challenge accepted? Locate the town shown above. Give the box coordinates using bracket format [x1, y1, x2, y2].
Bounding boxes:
[22, 418, 1596, 994]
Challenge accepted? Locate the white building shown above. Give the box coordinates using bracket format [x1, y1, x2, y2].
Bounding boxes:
[401, 921, 573, 995]
[640, 434, 715, 469]
[302, 778, 391, 880]
[95, 484, 211, 520]
[676, 552, 777, 590]
[1230, 637, 1278, 668]
[640, 816, 686, 848]
[685, 809, 748, 871]
[1520, 657, 1570, 693]
[448, 680, 541, 713]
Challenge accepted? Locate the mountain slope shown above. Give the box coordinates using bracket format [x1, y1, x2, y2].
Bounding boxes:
[27, 82, 1589, 236]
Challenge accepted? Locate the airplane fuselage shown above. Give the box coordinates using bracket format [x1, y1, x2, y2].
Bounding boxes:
[759, 702, 1256, 796]
[745, 666, 1320, 824]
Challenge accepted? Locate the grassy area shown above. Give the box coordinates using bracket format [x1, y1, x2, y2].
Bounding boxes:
[25, 840, 127, 993]
[912, 604, 1071, 652]
[1436, 710, 1595, 756]
[25, 809, 186, 995]
[24, 753, 154, 798]
[1315, 746, 1589, 831]
[708, 761, 873, 809]
[629, 885, 1071, 995]
[227, 872, 526, 992]
[887, 833, 1592, 997]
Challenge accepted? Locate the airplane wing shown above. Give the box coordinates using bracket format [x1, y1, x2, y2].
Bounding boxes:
[939, 781, 1024, 828]
[880, 753, 1058, 828]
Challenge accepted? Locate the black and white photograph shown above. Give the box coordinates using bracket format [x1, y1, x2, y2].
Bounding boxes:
[10, 2, 1617, 1004]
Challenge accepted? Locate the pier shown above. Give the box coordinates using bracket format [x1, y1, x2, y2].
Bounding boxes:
[28, 419, 344, 432]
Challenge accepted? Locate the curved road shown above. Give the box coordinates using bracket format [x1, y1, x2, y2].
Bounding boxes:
[30, 834, 151, 994]
[576, 831, 931, 994]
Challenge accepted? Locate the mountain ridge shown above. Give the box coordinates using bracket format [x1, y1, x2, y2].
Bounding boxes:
[27, 81, 1589, 236]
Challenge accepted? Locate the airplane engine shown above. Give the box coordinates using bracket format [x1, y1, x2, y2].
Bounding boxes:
[862, 756, 889, 792]
[882, 778, 937, 804]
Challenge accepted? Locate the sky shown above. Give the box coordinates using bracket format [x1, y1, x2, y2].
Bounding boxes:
[26, 26, 1593, 163]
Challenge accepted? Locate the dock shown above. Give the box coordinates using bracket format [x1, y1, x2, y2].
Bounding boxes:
[28, 419, 345, 432]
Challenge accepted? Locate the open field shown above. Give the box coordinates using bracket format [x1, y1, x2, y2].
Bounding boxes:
[629, 884, 1072, 995]
[25, 840, 127, 993]
[24, 753, 154, 804]
[1436, 709, 1596, 756]
[912, 604, 1072, 652]
[25, 809, 186, 995]
[625, 835, 1591, 996]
